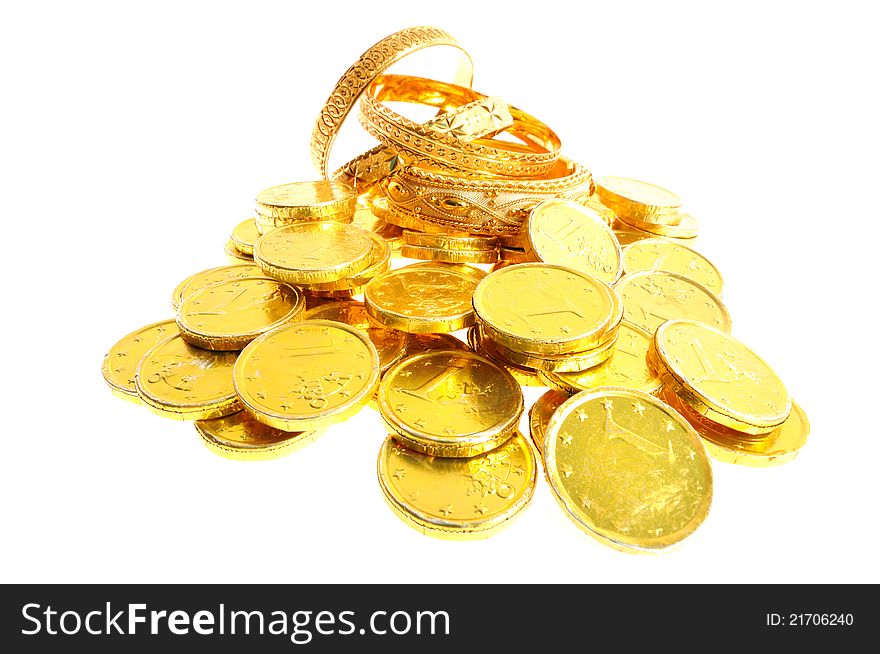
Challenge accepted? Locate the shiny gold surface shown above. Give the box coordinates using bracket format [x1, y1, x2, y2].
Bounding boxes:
[234, 320, 380, 431]
[171, 264, 263, 312]
[663, 389, 808, 467]
[528, 389, 569, 456]
[400, 243, 499, 264]
[473, 263, 622, 355]
[229, 218, 261, 256]
[254, 222, 374, 284]
[466, 327, 545, 387]
[596, 176, 682, 224]
[403, 333, 470, 357]
[378, 350, 523, 457]
[304, 232, 391, 292]
[525, 198, 622, 284]
[255, 180, 356, 220]
[544, 388, 712, 551]
[654, 320, 791, 434]
[617, 212, 699, 239]
[402, 229, 498, 251]
[377, 432, 536, 539]
[542, 323, 661, 395]
[477, 325, 617, 373]
[195, 411, 319, 461]
[616, 270, 731, 334]
[176, 277, 305, 350]
[364, 262, 485, 333]
[224, 238, 254, 263]
[102, 319, 177, 403]
[135, 334, 240, 420]
[302, 300, 407, 373]
[622, 238, 722, 295]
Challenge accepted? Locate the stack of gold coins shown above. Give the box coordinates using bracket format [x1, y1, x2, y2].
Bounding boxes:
[101, 25, 810, 552]
[471, 263, 623, 375]
[595, 176, 700, 242]
[648, 320, 808, 467]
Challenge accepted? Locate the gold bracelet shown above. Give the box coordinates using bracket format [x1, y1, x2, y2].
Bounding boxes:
[310, 27, 474, 178]
[380, 158, 593, 237]
[359, 75, 561, 178]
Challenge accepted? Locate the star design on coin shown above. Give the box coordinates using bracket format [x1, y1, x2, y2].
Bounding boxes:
[512, 464, 525, 476]
[560, 463, 573, 478]
[413, 418, 426, 429]
[575, 410, 588, 422]
[443, 426, 457, 435]
[474, 503, 488, 515]
[633, 401, 646, 417]
[580, 496, 592, 509]
[560, 325, 572, 334]
[601, 398, 614, 411]
[560, 432, 573, 446]
[394, 403, 407, 413]
[392, 468, 406, 480]
[399, 370, 413, 377]
[438, 504, 454, 517]
[664, 420, 676, 432]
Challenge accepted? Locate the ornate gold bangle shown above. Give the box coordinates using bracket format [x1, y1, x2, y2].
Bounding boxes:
[310, 26, 474, 178]
[380, 158, 593, 237]
[359, 75, 561, 178]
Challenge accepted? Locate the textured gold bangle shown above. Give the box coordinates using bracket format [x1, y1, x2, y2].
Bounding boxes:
[359, 75, 561, 178]
[381, 158, 593, 237]
[310, 26, 474, 177]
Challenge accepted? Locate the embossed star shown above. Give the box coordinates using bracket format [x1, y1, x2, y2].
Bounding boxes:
[575, 410, 588, 422]
[633, 401, 646, 417]
[664, 420, 676, 432]
[474, 504, 488, 515]
[560, 432, 573, 446]
[560, 463, 573, 478]
[438, 504, 454, 517]
[392, 468, 406, 480]
[580, 496, 592, 509]
[601, 398, 614, 411]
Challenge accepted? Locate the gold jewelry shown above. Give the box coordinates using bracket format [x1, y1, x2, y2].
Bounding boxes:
[381, 158, 592, 237]
[310, 26, 474, 177]
[359, 75, 561, 178]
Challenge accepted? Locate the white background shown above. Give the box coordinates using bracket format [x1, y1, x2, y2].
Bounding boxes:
[1, 0, 878, 584]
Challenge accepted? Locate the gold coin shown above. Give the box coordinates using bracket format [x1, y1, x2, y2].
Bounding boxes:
[596, 176, 682, 224]
[377, 432, 536, 539]
[229, 218, 261, 256]
[234, 319, 380, 431]
[364, 262, 485, 333]
[499, 247, 533, 264]
[528, 389, 569, 456]
[194, 411, 319, 461]
[102, 319, 177, 403]
[472, 263, 622, 355]
[224, 238, 254, 263]
[403, 333, 470, 357]
[303, 232, 391, 292]
[653, 320, 791, 434]
[476, 325, 617, 373]
[544, 388, 712, 551]
[176, 277, 305, 350]
[135, 334, 240, 420]
[466, 327, 544, 387]
[622, 238, 722, 295]
[400, 243, 499, 264]
[571, 192, 616, 226]
[254, 222, 374, 284]
[541, 323, 662, 395]
[378, 350, 523, 457]
[524, 198, 622, 284]
[617, 212, 699, 239]
[615, 270, 731, 334]
[171, 264, 263, 311]
[662, 388, 808, 467]
[302, 300, 407, 373]
[255, 180, 356, 221]
[402, 230, 498, 251]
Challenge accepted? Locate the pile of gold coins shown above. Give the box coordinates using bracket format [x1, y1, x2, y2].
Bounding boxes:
[102, 26, 808, 552]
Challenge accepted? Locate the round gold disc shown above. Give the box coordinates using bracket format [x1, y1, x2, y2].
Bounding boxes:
[377, 350, 523, 458]
[653, 320, 791, 434]
[472, 263, 622, 355]
[525, 198, 622, 284]
[364, 262, 485, 333]
[176, 277, 305, 351]
[662, 389, 808, 467]
[615, 270, 731, 334]
[528, 389, 569, 456]
[377, 432, 536, 539]
[302, 300, 407, 373]
[254, 222, 374, 284]
[135, 334, 240, 420]
[541, 323, 661, 395]
[195, 411, 320, 461]
[255, 180, 357, 220]
[596, 176, 682, 223]
[402, 229, 498, 251]
[476, 325, 617, 373]
[622, 238, 722, 295]
[544, 387, 712, 551]
[102, 319, 177, 403]
[229, 218, 261, 256]
[400, 243, 499, 264]
[171, 264, 263, 311]
[466, 327, 545, 387]
[617, 212, 699, 239]
[234, 319, 380, 431]
[303, 231, 391, 292]
[224, 239, 253, 263]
